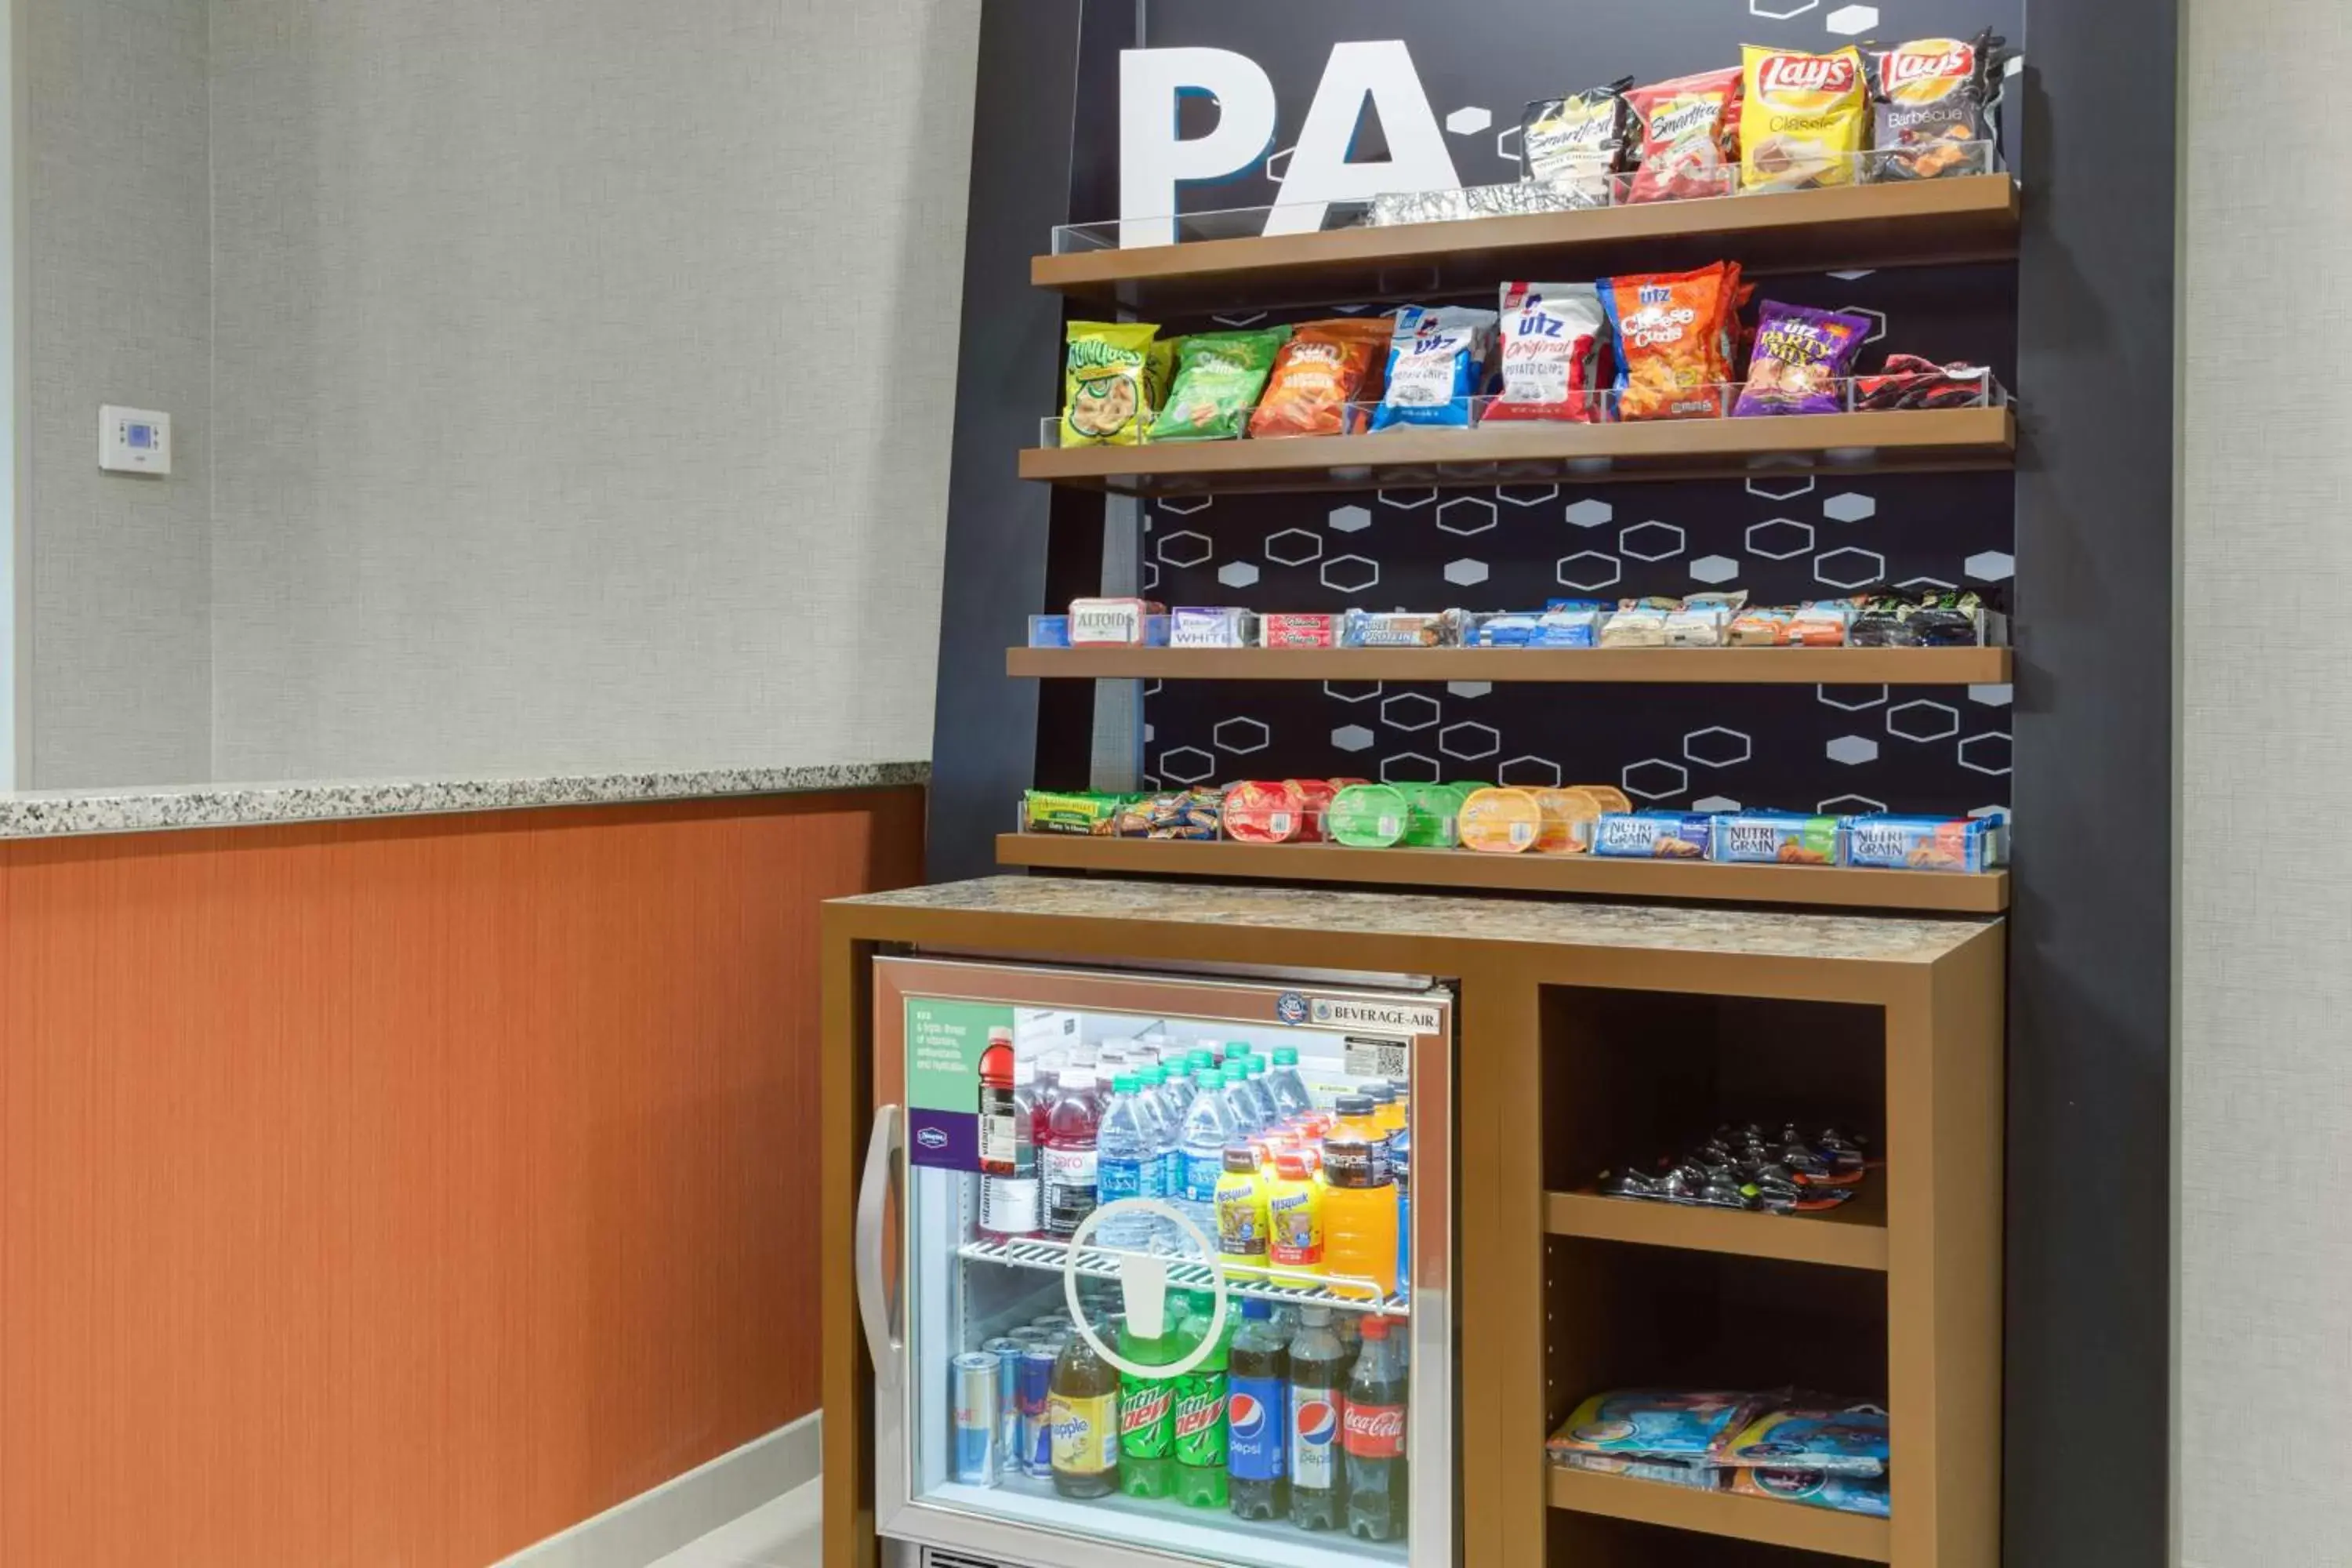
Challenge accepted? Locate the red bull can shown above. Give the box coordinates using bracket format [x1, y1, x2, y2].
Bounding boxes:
[951, 1352, 1000, 1486]
[981, 1338, 1025, 1472]
[1018, 1345, 1060, 1475]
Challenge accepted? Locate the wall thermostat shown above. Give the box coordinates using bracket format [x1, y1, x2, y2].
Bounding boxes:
[100, 405, 172, 475]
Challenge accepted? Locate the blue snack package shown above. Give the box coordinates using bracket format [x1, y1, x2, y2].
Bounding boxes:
[1027, 615, 1072, 648]
[1592, 812, 1713, 860]
[1548, 1389, 1765, 1460]
[1730, 1468, 1891, 1517]
[1841, 814, 2003, 873]
[1711, 812, 1842, 866]
[1371, 305, 1497, 430]
[1723, 1403, 1889, 1478]
[1554, 1451, 1726, 1492]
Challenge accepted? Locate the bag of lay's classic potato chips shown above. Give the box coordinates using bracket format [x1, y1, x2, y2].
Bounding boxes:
[1740, 45, 1869, 194]
[1060, 322, 1164, 446]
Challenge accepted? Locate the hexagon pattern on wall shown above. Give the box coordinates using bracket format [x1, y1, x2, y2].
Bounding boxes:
[1265, 529, 1324, 566]
[1557, 552, 1623, 591]
[1218, 561, 1261, 589]
[1333, 725, 1376, 753]
[1690, 554, 1741, 585]
[1328, 504, 1372, 534]
[1444, 558, 1490, 586]
[1212, 717, 1270, 755]
[1498, 755, 1563, 787]
[1827, 735, 1881, 766]
[1565, 498, 1615, 528]
[1446, 105, 1493, 136]
[1623, 758, 1690, 800]
[1381, 692, 1441, 732]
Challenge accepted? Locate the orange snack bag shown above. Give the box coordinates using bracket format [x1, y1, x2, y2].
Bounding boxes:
[1599, 263, 1740, 421]
[1458, 788, 1545, 854]
[1532, 788, 1606, 855]
[1248, 319, 1391, 439]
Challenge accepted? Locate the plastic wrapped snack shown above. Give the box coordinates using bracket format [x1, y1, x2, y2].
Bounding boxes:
[1599, 265, 1742, 421]
[1622, 69, 1744, 204]
[1060, 322, 1164, 446]
[1372, 306, 1497, 430]
[1712, 812, 1842, 866]
[1248, 318, 1390, 439]
[1112, 789, 1225, 842]
[1224, 781, 1308, 844]
[1868, 31, 2006, 182]
[1287, 779, 1339, 844]
[1723, 1402, 1889, 1478]
[1599, 598, 1680, 648]
[1149, 327, 1290, 442]
[1520, 80, 1635, 206]
[1789, 600, 1857, 647]
[1729, 1467, 1891, 1517]
[1328, 784, 1410, 848]
[1069, 597, 1167, 646]
[1258, 613, 1340, 648]
[1488, 282, 1611, 424]
[1399, 782, 1466, 848]
[1170, 606, 1250, 648]
[1739, 46, 1869, 194]
[1458, 787, 1545, 854]
[1023, 790, 1136, 836]
[1341, 610, 1450, 648]
[1369, 176, 1606, 227]
[1727, 606, 1794, 646]
[1842, 815, 2004, 873]
[1734, 302, 1874, 416]
[1548, 1390, 1766, 1461]
[1593, 812, 1714, 860]
[1555, 1450, 1727, 1490]
[1849, 590, 1991, 648]
[1854, 354, 1994, 409]
[1664, 591, 1748, 647]
[1533, 787, 1606, 855]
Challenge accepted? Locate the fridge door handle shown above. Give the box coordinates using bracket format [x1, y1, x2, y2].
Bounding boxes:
[855, 1103, 905, 1393]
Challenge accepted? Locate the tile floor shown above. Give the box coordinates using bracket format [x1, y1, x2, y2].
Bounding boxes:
[646, 1479, 820, 1568]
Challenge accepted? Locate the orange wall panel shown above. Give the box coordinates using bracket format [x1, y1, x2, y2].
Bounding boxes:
[0, 789, 925, 1568]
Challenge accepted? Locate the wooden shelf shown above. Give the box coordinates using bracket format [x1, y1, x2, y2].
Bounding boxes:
[1019, 405, 2014, 496]
[1548, 1465, 1893, 1563]
[1545, 1182, 1888, 1272]
[1007, 644, 2012, 687]
[996, 835, 2010, 914]
[1035, 175, 2020, 315]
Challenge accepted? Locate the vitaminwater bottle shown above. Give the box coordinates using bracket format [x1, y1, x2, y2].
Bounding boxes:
[1287, 1306, 1350, 1530]
[1117, 1315, 1179, 1499]
[1226, 1299, 1290, 1520]
[1172, 1290, 1232, 1508]
[1265, 1044, 1314, 1123]
[1266, 1149, 1325, 1280]
[1216, 1145, 1272, 1283]
[1179, 1067, 1234, 1254]
[1043, 1066, 1101, 1240]
[1319, 1131, 1398, 1302]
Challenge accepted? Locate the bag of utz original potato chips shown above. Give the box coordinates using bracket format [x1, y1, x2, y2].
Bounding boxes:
[1248, 318, 1390, 439]
[1740, 45, 1869, 194]
[1150, 326, 1290, 442]
[1867, 31, 2006, 181]
[1488, 282, 1610, 423]
[1060, 321, 1164, 446]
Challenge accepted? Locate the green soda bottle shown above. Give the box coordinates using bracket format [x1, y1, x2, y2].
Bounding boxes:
[1117, 1313, 1178, 1499]
[1171, 1288, 1233, 1508]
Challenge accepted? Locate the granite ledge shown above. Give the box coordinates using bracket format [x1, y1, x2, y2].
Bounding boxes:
[0, 762, 930, 841]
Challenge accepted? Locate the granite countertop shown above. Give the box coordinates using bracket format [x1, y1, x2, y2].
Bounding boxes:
[837, 874, 1995, 964]
[0, 761, 930, 841]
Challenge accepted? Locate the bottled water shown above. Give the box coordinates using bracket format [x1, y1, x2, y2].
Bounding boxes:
[1265, 1046, 1313, 1123]
[1098, 1074, 1163, 1251]
[1222, 1064, 1269, 1138]
[1133, 1064, 1183, 1254]
[1178, 1066, 1234, 1254]
[1240, 1058, 1282, 1131]
[1156, 1059, 1198, 1125]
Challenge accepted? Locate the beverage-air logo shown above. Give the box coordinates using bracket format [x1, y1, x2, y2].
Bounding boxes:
[1758, 52, 1859, 100]
[1308, 997, 1443, 1036]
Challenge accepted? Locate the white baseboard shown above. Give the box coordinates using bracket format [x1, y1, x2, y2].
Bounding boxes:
[495, 1411, 822, 1568]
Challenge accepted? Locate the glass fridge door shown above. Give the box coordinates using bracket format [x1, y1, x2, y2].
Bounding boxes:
[866, 958, 1454, 1568]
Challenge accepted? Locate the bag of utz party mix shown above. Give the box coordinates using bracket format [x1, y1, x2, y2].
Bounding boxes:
[1734, 301, 1874, 417]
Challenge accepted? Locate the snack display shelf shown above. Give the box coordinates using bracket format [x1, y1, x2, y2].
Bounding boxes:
[1544, 1182, 1889, 1272]
[994, 835, 2011, 916]
[1034, 172, 2018, 316]
[1006, 645, 2011, 686]
[1018, 405, 2016, 496]
[956, 1235, 1407, 1319]
[1547, 1464, 1893, 1563]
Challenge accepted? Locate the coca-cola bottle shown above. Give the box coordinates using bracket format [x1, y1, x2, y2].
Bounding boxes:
[1341, 1315, 1408, 1541]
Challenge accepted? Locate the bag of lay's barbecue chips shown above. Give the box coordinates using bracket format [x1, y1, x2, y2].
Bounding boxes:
[1867, 31, 2007, 181]
[1740, 45, 1869, 194]
[1060, 322, 1166, 446]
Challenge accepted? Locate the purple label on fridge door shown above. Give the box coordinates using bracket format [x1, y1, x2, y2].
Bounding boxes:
[909, 1109, 978, 1171]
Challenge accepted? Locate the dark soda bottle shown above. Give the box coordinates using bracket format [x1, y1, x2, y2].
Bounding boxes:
[1226, 1299, 1290, 1520]
[1048, 1322, 1120, 1498]
[1287, 1305, 1349, 1530]
[1342, 1315, 1408, 1540]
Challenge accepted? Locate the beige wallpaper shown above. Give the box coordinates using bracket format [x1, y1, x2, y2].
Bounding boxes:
[2178, 1, 2352, 1563]
[196, 0, 975, 779]
[22, 0, 213, 788]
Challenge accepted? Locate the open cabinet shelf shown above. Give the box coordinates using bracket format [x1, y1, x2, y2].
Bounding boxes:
[1548, 1465, 1893, 1562]
[1006, 645, 2012, 686]
[1544, 1183, 1888, 1272]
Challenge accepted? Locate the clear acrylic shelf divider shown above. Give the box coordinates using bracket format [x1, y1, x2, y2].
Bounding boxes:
[1051, 144, 2002, 252]
[960, 1234, 1409, 1319]
[1035, 374, 2009, 448]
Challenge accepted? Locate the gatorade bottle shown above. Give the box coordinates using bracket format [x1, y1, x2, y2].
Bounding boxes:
[1391, 1124, 1412, 1301]
[1043, 1067, 1101, 1240]
[1226, 1299, 1290, 1520]
[1343, 1316, 1410, 1540]
[1117, 1316, 1179, 1499]
[1172, 1290, 1232, 1508]
[1048, 1323, 1120, 1498]
[1320, 1131, 1398, 1302]
[1287, 1305, 1349, 1530]
[1267, 1150, 1325, 1279]
[1179, 1068, 1234, 1252]
[1265, 1045, 1314, 1123]
[1365, 1083, 1405, 1143]
[1330, 1093, 1381, 1153]
[1216, 1145, 1271, 1283]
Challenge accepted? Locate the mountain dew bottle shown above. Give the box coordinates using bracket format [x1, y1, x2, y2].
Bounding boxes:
[1172, 1288, 1233, 1507]
[1118, 1313, 1179, 1499]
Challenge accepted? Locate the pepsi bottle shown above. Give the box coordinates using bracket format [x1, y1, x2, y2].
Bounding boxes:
[1287, 1305, 1349, 1530]
[1226, 1300, 1290, 1520]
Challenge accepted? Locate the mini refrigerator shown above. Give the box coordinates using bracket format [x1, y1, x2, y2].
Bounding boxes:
[860, 956, 1455, 1568]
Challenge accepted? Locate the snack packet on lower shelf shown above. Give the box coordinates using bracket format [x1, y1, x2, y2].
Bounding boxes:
[1722, 1401, 1890, 1478]
[1548, 1390, 1766, 1461]
[1022, 790, 1135, 836]
[1842, 814, 2005, 873]
[1112, 789, 1224, 841]
[1712, 812, 1842, 866]
[1554, 1450, 1726, 1491]
[1593, 813, 1714, 860]
[1729, 1468, 1892, 1517]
